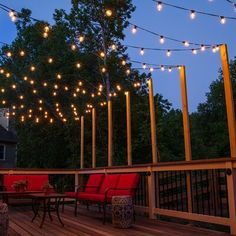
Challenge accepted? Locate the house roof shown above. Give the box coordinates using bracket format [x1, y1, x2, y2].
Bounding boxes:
[0, 125, 17, 144]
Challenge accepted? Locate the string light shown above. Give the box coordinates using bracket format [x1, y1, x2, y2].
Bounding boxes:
[19, 50, 25, 56]
[6, 52, 12, 57]
[166, 50, 171, 57]
[192, 49, 197, 55]
[71, 44, 77, 51]
[76, 63, 81, 69]
[100, 52, 105, 57]
[111, 44, 117, 50]
[190, 10, 196, 19]
[79, 35, 85, 43]
[152, 0, 236, 24]
[121, 59, 126, 65]
[105, 9, 113, 17]
[48, 57, 53, 63]
[157, 1, 163, 11]
[131, 25, 137, 34]
[140, 48, 145, 55]
[220, 16, 226, 24]
[159, 36, 165, 44]
[183, 41, 190, 47]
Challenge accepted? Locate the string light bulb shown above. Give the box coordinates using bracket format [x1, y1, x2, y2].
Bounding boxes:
[79, 35, 85, 43]
[56, 74, 62, 79]
[101, 67, 106, 73]
[43, 32, 48, 38]
[76, 63, 81, 69]
[44, 26, 50, 33]
[71, 44, 77, 51]
[105, 9, 112, 17]
[159, 36, 165, 44]
[6, 52, 12, 57]
[190, 10, 196, 19]
[157, 2, 163, 11]
[166, 50, 171, 57]
[161, 65, 165, 71]
[220, 16, 226, 24]
[111, 44, 117, 50]
[48, 58, 53, 63]
[100, 52, 105, 57]
[30, 66, 36, 72]
[183, 41, 190, 47]
[200, 45, 206, 51]
[20, 50, 25, 56]
[192, 49, 197, 55]
[140, 48, 145, 55]
[142, 63, 147, 69]
[131, 25, 137, 34]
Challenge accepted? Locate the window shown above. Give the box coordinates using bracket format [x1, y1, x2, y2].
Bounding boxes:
[0, 145, 5, 160]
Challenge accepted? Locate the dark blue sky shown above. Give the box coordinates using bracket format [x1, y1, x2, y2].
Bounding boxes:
[0, 0, 235, 112]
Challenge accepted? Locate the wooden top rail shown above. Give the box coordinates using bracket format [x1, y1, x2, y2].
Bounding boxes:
[0, 157, 236, 175]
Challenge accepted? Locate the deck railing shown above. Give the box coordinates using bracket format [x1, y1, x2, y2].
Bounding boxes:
[1, 157, 236, 233]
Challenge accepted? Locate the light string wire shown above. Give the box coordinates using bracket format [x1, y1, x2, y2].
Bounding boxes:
[151, 0, 236, 20]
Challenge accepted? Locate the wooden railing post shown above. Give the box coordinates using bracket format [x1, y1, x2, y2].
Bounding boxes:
[220, 44, 236, 158]
[108, 100, 113, 167]
[148, 78, 158, 164]
[179, 66, 193, 213]
[226, 162, 236, 235]
[80, 116, 84, 169]
[148, 169, 156, 219]
[125, 91, 132, 166]
[92, 108, 96, 168]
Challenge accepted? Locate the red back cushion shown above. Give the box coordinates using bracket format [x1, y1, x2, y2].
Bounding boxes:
[3, 175, 28, 191]
[85, 174, 104, 193]
[115, 173, 140, 196]
[99, 174, 120, 196]
[27, 175, 49, 191]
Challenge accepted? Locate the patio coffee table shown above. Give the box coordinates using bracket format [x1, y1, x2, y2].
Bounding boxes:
[30, 193, 66, 228]
[0, 191, 42, 204]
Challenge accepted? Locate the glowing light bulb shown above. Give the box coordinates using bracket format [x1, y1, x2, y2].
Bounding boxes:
[12, 84, 16, 89]
[131, 25, 137, 34]
[48, 58, 53, 63]
[192, 49, 197, 55]
[6, 52, 12, 57]
[166, 50, 171, 57]
[168, 67, 172, 72]
[142, 63, 147, 69]
[100, 52, 105, 57]
[105, 9, 112, 17]
[160, 65, 165, 71]
[159, 36, 165, 44]
[183, 41, 190, 47]
[111, 44, 116, 50]
[79, 35, 85, 43]
[20, 50, 25, 56]
[101, 67, 106, 73]
[140, 48, 145, 55]
[200, 45, 206, 51]
[212, 46, 217, 53]
[190, 10, 196, 19]
[157, 2, 163, 11]
[57, 74, 62, 79]
[0, 69, 4, 74]
[71, 44, 77, 50]
[6, 73, 10, 78]
[121, 60, 126, 65]
[150, 67, 154, 72]
[126, 69, 131, 75]
[43, 82, 48, 87]
[30, 66, 36, 72]
[76, 63, 81, 68]
[43, 32, 48, 38]
[9, 11, 14, 18]
[44, 26, 50, 33]
[220, 16, 226, 24]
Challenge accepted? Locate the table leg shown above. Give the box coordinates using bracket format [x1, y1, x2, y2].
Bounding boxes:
[56, 197, 64, 227]
[31, 199, 39, 222]
[47, 199, 53, 221]
[40, 199, 47, 228]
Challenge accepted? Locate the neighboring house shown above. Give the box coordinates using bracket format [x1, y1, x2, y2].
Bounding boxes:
[0, 125, 17, 168]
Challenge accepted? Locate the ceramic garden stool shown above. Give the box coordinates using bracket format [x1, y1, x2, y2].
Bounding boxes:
[0, 203, 9, 236]
[112, 195, 133, 228]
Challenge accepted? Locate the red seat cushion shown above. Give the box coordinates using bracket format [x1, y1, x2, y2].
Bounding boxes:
[85, 174, 104, 193]
[78, 193, 112, 203]
[65, 192, 77, 198]
[3, 175, 28, 191]
[27, 175, 49, 191]
[115, 173, 140, 196]
[99, 174, 120, 197]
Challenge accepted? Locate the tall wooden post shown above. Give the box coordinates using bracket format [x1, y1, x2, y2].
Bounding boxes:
[80, 116, 84, 169]
[220, 44, 236, 235]
[220, 44, 236, 158]
[108, 100, 113, 167]
[148, 79, 158, 164]
[179, 66, 192, 213]
[125, 91, 132, 166]
[179, 66, 192, 161]
[92, 108, 96, 168]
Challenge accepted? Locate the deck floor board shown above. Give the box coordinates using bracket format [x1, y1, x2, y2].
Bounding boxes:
[7, 204, 230, 236]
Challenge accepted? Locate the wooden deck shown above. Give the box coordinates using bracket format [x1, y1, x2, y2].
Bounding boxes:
[8, 204, 230, 236]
